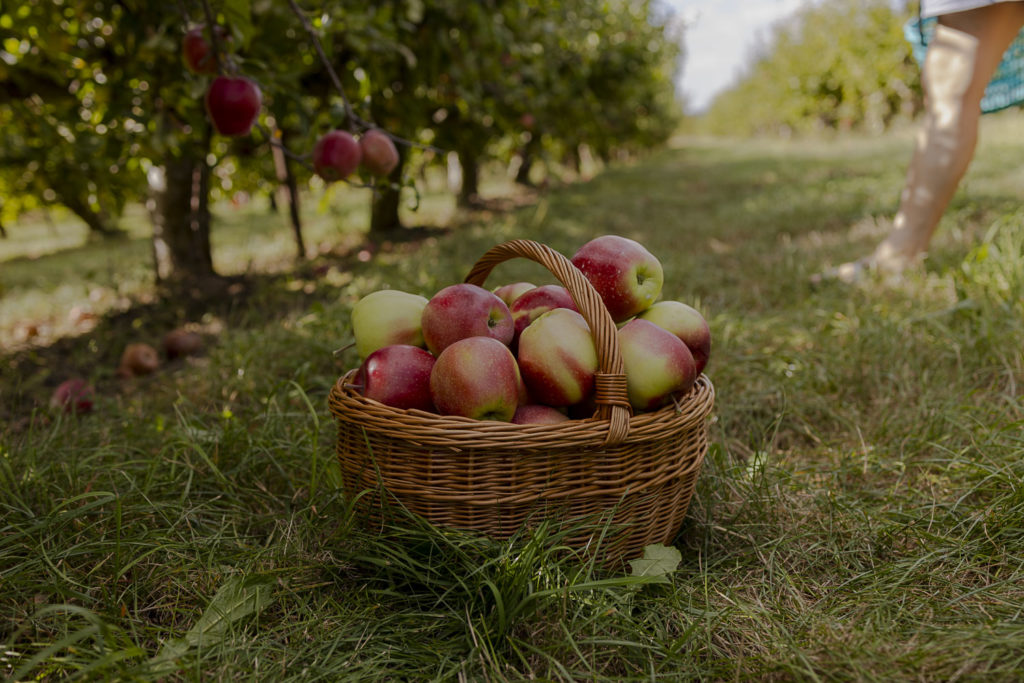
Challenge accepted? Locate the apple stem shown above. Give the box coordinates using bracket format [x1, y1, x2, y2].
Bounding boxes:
[332, 342, 356, 356]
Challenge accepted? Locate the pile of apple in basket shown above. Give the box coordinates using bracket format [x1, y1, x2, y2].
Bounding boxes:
[345, 235, 710, 422]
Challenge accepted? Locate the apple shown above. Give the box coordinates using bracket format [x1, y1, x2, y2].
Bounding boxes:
[636, 301, 711, 375]
[492, 281, 536, 307]
[313, 130, 362, 182]
[205, 76, 261, 136]
[618, 319, 696, 411]
[50, 378, 94, 414]
[182, 25, 230, 75]
[359, 129, 400, 177]
[354, 345, 436, 412]
[163, 328, 203, 360]
[517, 308, 598, 407]
[512, 404, 569, 425]
[351, 289, 429, 360]
[510, 284, 578, 344]
[118, 343, 160, 378]
[420, 283, 514, 355]
[570, 235, 664, 322]
[430, 337, 520, 421]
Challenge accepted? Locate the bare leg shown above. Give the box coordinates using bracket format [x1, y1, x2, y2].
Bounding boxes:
[822, 3, 1024, 282]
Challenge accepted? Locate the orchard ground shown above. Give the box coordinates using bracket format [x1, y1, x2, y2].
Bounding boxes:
[3, 113, 1024, 680]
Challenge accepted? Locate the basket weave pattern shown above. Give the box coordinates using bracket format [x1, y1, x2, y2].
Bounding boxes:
[329, 240, 716, 561]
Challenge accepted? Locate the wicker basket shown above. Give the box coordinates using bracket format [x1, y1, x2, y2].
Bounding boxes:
[328, 239, 715, 563]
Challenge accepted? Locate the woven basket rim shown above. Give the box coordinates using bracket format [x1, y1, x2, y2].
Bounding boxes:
[329, 370, 715, 452]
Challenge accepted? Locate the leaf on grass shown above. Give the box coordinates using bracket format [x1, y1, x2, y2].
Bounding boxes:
[148, 574, 275, 673]
[628, 543, 682, 583]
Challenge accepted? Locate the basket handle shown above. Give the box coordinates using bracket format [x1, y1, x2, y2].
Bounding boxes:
[463, 239, 632, 447]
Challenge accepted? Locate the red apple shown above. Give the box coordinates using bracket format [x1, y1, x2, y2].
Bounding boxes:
[570, 235, 664, 322]
[430, 337, 520, 421]
[359, 129, 400, 177]
[512, 404, 569, 425]
[420, 283, 513, 355]
[618, 319, 696, 412]
[205, 76, 261, 136]
[355, 345, 436, 412]
[50, 378, 94, 414]
[118, 343, 160, 378]
[510, 284, 578, 344]
[492, 282, 536, 307]
[183, 25, 230, 75]
[517, 308, 598, 407]
[351, 289, 429, 359]
[313, 130, 362, 182]
[637, 301, 711, 375]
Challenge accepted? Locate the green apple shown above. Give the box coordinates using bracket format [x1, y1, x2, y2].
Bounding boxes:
[351, 289, 429, 360]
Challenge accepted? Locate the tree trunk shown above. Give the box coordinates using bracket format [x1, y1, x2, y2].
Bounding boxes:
[0, 217, 7, 239]
[149, 152, 215, 283]
[271, 129, 305, 259]
[457, 147, 480, 208]
[370, 144, 407, 235]
[516, 138, 540, 187]
[268, 189, 278, 213]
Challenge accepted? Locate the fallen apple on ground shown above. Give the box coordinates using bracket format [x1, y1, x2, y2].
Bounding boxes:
[50, 378, 94, 414]
[118, 343, 160, 378]
[163, 328, 204, 360]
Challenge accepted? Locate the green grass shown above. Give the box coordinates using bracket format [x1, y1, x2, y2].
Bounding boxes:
[2, 112, 1024, 680]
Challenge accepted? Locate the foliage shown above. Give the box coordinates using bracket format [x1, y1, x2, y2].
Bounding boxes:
[1, 0, 682, 240]
[702, 0, 921, 136]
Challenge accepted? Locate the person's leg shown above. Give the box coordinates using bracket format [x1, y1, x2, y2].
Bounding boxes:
[873, 3, 1024, 271]
[820, 3, 1024, 283]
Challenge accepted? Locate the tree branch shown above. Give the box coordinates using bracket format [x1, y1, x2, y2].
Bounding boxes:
[285, 0, 366, 132]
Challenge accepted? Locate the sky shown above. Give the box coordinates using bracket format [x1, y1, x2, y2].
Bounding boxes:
[662, 0, 812, 113]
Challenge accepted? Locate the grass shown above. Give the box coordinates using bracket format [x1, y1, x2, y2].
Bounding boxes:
[2, 111, 1024, 680]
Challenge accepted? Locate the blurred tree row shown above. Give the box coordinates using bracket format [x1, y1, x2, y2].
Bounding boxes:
[0, 0, 682, 284]
[701, 0, 921, 136]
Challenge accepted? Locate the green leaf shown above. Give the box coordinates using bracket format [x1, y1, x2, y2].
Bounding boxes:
[222, 0, 254, 50]
[148, 574, 275, 674]
[628, 544, 682, 583]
